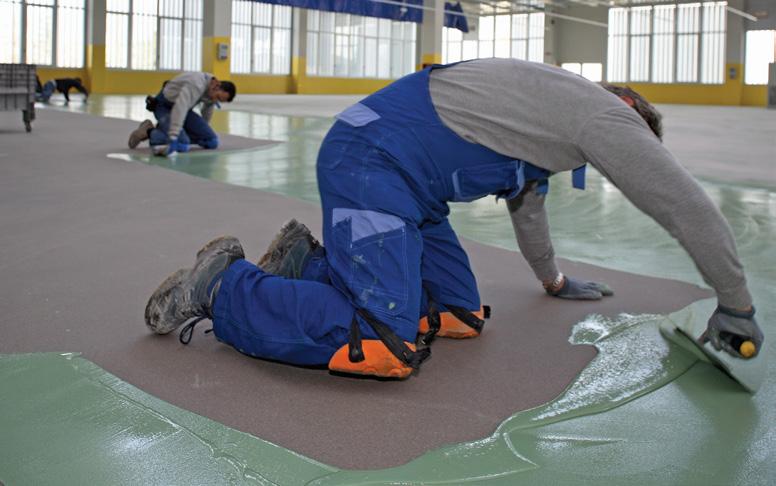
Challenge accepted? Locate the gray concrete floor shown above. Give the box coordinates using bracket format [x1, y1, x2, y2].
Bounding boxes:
[223, 94, 364, 118]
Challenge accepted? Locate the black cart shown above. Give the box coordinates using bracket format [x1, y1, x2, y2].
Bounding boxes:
[0, 63, 36, 132]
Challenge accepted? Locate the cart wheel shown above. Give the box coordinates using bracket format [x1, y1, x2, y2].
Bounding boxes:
[23, 108, 33, 132]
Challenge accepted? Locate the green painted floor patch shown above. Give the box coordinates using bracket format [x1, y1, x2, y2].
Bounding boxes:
[310, 303, 704, 485]
[0, 353, 335, 486]
[2, 303, 723, 485]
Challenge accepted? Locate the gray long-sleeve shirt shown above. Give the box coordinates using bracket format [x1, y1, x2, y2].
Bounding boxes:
[429, 58, 752, 309]
[162, 72, 216, 139]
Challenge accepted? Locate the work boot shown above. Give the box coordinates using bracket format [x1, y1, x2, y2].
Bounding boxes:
[257, 219, 320, 279]
[128, 119, 154, 148]
[145, 236, 244, 335]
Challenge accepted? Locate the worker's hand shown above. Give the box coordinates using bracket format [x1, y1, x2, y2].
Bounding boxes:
[547, 276, 614, 300]
[700, 306, 764, 359]
[167, 138, 190, 155]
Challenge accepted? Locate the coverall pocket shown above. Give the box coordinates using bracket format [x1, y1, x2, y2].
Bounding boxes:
[450, 161, 521, 202]
[331, 210, 409, 318]
[335, 103, 381, 127]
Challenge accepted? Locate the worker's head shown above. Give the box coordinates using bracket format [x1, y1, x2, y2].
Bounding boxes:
[208, 78, 236, 103]
[600, 83, 663, 141]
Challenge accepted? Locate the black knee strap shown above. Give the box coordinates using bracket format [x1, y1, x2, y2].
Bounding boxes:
[348, 309, 430, 369]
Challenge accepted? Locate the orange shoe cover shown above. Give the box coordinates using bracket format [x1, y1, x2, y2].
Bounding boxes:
[328, 340, 416, 379]
[418, 306, 487, 339]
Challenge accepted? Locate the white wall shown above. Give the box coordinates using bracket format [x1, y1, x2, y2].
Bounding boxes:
[552, 5, 608, 66]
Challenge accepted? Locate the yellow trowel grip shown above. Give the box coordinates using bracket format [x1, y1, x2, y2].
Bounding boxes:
[739, 340, 756, 359]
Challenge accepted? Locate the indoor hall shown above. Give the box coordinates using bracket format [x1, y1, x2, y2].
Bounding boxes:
[1, 0, 774, 484]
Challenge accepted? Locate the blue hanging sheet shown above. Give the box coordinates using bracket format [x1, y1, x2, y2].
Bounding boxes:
[255, 0, 423, 23]
[444, 2, 468, 32]
[253, 0, 469, 32]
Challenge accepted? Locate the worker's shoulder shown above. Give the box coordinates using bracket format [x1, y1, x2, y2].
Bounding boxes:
[439, 57, 575, 78]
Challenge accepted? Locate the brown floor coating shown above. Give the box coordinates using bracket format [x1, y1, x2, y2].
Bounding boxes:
[0, 109, 711, 469]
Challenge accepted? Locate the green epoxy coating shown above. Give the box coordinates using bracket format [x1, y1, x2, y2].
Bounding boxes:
[0, 353, 335, 485]
[0, 306, 702, 485]
[7, 97, 771, 484]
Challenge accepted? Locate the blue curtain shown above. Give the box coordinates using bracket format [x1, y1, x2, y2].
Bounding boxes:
[253, 0, 469, 32]
[256, 0, 423, 23]
[444, 2, 468, 33]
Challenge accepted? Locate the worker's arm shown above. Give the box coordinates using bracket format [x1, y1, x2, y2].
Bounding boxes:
[578, 107, 762, 355]
[506, 181, 558, 282]
[507, 182, 612, 299]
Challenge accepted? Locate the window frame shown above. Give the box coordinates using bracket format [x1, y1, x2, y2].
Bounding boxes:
[744, 29, 776, 85]
[306, 10, 416, 79]
[106, 0, 202, 72]
[230, 0, 292, 75]
[606, 2, 727, 85]
[442, 11, 545, 64]
[0, 0, 87, 67]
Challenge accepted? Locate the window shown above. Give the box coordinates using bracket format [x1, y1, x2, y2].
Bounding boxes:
[701, 2, 725, 83]
[745, 30, 776, 85]
[231, 0, 291, 74]
[0, 0, 85, 67]
[443, 12, 544, 64]
[106, 0, 202, 70]
[561, 62, 603, 82]
[629, 7, 651, 82]
[607, 2, 726, 84]
[676, 3, 700, 82]
[652, 4, 675, 83]
[306, 10, 415, 78]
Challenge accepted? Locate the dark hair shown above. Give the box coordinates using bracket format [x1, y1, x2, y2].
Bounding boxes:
[600, 83, 663, 141]
[220, 80, 236, 102]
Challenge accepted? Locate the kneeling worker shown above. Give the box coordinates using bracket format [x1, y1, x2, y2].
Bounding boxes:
[128, 72, 236, 156]
[144, 59, 764, 380]
[36, 76, 89, 102]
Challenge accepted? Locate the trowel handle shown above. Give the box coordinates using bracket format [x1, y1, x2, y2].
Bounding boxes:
[727, 334, 756, 359]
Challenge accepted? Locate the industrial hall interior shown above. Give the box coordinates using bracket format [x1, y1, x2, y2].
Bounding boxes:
[1, 0, 775, 484]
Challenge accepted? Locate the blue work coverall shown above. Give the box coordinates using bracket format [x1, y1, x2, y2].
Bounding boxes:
[211, 64, 552, 365]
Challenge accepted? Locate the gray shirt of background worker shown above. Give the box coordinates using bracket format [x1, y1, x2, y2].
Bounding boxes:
[429, 58, 762, 356]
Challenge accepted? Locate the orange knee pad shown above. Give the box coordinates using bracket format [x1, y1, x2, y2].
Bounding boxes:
[418, 306, 488, 339]
[328, 340, 417, 379]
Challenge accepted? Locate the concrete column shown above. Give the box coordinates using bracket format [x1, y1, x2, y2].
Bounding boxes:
[85, 0, 107, 92]
[290, 8, 307, 93]
[417, 0, 445, 68]
[202, 0, 231, 80]
[543, 8, 557, 65]
[726, 0, 746, 82]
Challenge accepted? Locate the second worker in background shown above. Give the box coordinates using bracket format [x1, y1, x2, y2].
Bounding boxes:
[128, 72, 236, 156]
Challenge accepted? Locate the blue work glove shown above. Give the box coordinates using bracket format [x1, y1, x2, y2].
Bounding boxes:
[167, 137, 190, 155]
[548, 275, 614, 300]
[700, 305, 764, 359]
